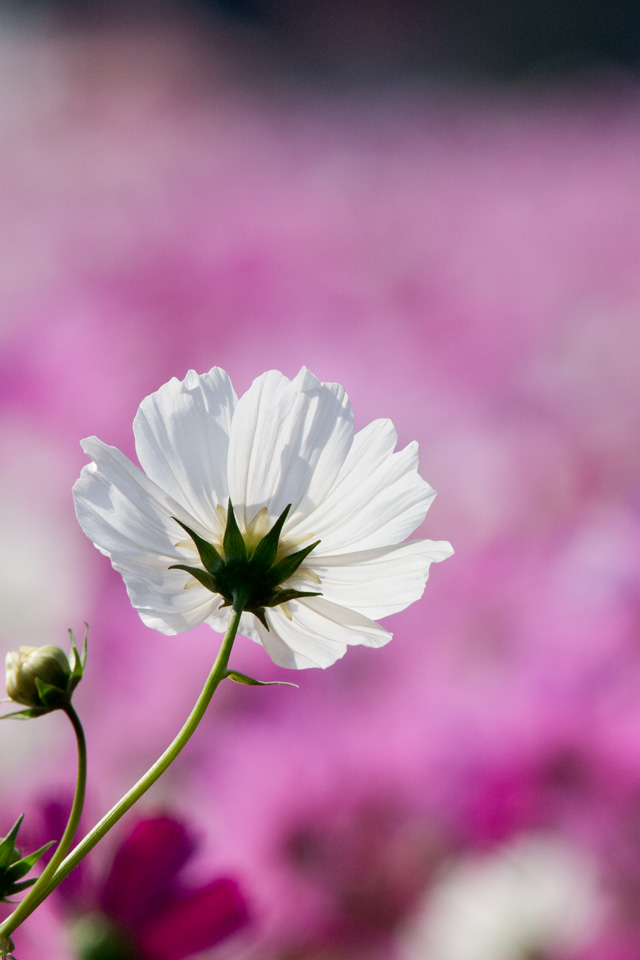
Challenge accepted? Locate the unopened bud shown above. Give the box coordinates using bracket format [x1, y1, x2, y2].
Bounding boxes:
[5, 645, 72, 711]
[3, 626, 87, 719]
[0, 814, 54, 904]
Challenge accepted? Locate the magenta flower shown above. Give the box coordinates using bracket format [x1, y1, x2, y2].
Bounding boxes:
[57, 815, 249, 960]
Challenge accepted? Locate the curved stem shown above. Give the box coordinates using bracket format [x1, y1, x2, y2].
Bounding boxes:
[1, 607, 242, 937]
[0, 704, 87, 940]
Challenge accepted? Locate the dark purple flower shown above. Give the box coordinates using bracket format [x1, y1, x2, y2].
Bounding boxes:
[48, 813, 249, 960]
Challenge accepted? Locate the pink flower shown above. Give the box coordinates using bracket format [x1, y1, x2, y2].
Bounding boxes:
[50, 813, 249, 960]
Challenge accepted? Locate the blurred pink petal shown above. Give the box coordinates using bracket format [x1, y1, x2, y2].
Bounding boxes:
[100, 817, 195, 931]
[136, 877, 249, 960]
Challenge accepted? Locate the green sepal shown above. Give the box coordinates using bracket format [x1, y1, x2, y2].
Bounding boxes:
[269, 540, 321, 586]
[226, 670, 298, 688]
[2, 883, 33, 903]
[250, 504, 291, 567]
[168, 564, 219, 593]
[0, 817, 24, 870]
[172, 518, 224, 574]
[264, 589, 322, 607]
[170, 502, 323, 625]
[68, 623, 88, 691]
[0, 708, 46, 720]
[222, 501, 247, 563]
[251, 607, 270, 629]
[4, 842, 55, 884]
[0, 816, 55, 902]
[5, 877, 37, 895]
[34, 677, 68, 709]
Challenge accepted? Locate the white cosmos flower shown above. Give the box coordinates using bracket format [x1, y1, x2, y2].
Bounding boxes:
[398, 834, 603, 960]
[73, 367, 452, 669]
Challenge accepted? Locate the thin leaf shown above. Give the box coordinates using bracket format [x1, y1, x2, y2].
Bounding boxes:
[226, 670, 298, 688]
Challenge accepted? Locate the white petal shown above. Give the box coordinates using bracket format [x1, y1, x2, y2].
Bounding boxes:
[310, 539, 454, 619]
[133, 368, 236, 535]
[125, 571, 224, 634]
[227, 368, 354, 529]
[74, 439, 188, 555]
[73, 438, 218, 634]
[261, 596, 392, 669]
[289, 418, 436, 554]
[253, 620, 309, 669]
[203, 605, 264, 645]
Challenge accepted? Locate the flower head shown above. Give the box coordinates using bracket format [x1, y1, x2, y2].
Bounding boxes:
[73, 367, 452, 668]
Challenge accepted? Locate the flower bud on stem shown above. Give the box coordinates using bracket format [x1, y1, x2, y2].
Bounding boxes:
[4, 627, 86, 718]
[0, 702, 87, 945]
[0, 606, 244, 944]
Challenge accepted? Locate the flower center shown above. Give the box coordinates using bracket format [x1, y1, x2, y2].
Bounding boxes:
[170, 502, 322, 628]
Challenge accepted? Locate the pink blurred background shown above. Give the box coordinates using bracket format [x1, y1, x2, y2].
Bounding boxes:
[1, 4, 640, 958]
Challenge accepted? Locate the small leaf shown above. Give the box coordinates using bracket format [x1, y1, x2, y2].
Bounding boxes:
[269, 540, 321, 586]
[250, 504, 291, 568]
[169, 564, 219, 593]
[223, 501, 247, 563]
[226, 670, 298, 688]
[172, 518, 223, 574]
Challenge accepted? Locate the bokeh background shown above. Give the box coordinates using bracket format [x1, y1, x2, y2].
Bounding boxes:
[1, 1, 640, 957]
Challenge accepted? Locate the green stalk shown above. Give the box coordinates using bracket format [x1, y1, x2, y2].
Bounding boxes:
[0, 703, 87, 941]
[1, 607, 242, 937]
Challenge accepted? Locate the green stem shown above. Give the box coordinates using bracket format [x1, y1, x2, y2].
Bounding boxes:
[0, 704, 87, 940]
[1, 607, 242, 937]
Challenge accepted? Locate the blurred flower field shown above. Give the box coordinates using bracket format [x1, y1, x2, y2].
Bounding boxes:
[1, 20, 640, 960]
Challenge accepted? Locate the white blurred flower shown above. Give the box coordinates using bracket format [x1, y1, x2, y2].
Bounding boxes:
[73, 367, 452, 669]
[399, 834, 603, 960]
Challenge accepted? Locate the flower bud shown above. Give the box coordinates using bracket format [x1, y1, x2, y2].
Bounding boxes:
[5, 645, 72, 711]
[0, 814, 54, 904]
